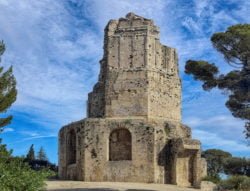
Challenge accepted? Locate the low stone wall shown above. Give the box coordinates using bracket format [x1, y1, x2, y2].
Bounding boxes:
[201, 181, 217, 191]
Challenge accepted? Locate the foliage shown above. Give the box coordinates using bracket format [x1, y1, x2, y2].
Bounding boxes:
[185, 60, 218, 90]
[202, 175, 221, 184]
[224, 157, 250, 176]
[0, 41, 17, 132]
[0, 41, 52, 190]
[37, 147, 48, 161]
[26, 159, 58, 172]
[217, 175, 250, 191]
[211, 24, 250, 67]
[185, 24, 250, 138]
[26, 144, 35, 161]
[202, 149, 232, 177]
[0, 140, 53, 191]
[24, 146, 58, 172]
[202, 148, 250, 190]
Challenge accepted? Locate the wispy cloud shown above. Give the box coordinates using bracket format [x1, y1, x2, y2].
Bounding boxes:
[0, 0, 101, 123]
[3, 128, 14, 133]
[184, 114, 245, 139]
[12, 135, 57, 144]
[193, 129, 249, 155]
[0, 0, 249, 162]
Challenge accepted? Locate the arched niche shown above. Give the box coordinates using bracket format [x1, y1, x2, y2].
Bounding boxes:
[67, 129, 76, 165]
[109, 128, 132, 161]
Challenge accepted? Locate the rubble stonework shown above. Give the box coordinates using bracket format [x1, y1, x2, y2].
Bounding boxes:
[58, 13, 206, 188]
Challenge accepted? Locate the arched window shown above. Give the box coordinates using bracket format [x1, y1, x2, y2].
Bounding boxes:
[109, 128, 132, 161]
[67, 129, 76, 164]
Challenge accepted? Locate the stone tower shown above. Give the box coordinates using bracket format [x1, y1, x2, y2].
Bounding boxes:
[88, 12, 181, 121]
[58, 13, 206, 188]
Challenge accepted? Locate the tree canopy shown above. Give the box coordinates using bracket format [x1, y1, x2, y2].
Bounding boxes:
[26, 144, 35, 161]
[37, 147, 48, 161]
[0, 41, 52, 190]
[202, 148, 250, 186]
[202, 149, 232, 178]
[0, 140, 52, 190]
[185, 24, 250, 138]
[224, 157, 250, 176]
[0, 41, 17, 132]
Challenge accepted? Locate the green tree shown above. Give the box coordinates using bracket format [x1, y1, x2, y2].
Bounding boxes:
[202, 149, 232, 178]
[185, 24, 250, 139]
[37, 147, 48, 161]
[218, 175, 250, 191]
[26, 144, 35, 161]
[224, 157, 250, 176]
[0, 41, 53, 190]
[0, 41, 17, 132]
[0, 140, 52, 191]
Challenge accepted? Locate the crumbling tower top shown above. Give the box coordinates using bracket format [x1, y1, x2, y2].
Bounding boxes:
[105, 12, 159, 39]
[87, 13, 181, 121]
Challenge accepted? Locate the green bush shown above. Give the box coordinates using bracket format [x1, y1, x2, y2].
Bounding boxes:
[202, 175, 221, 184]
[217, 175, 250, 191]
[0, 142, 54, 191]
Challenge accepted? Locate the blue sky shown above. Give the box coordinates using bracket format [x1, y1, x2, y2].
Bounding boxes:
[0, 0, 249, 164]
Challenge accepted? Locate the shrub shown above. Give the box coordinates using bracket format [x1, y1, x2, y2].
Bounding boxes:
[202, 175, 221, 184]
[25, 159, 58, 172]
[0, 142, 54, 191]
[217, 175, 250, 191]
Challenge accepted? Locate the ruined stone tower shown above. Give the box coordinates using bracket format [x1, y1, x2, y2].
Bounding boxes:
[59, 13, 206, 188]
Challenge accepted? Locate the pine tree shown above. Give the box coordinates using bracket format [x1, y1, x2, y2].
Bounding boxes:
[185, 24, 250, 139]
[0, 42, 50, 190]
[0, 41, 17, 132]
[202, 149, 232, 178]
[26, 144, 35, 161]
[37, 147, 48, 161]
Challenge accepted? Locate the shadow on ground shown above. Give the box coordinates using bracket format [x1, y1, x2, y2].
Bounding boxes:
[49, 189, 156, 191]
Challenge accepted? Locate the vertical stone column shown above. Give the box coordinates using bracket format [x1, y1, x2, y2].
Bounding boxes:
[192, 150, 202, 188]
[76, 131, 81, 180]
[58, 129, 67, 179]
[171, 154, 178, 185]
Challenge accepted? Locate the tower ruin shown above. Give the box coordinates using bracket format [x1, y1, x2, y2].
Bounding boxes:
[58, 13, 206, 188]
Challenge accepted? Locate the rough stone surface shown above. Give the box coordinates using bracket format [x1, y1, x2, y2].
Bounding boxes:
[58, 13, 207, 188]
[200, 181, 217, 191]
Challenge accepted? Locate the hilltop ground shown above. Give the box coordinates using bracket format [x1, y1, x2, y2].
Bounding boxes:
[46, 180, 215, 191]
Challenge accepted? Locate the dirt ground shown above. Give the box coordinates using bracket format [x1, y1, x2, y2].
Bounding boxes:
[46, 180, 202, 191]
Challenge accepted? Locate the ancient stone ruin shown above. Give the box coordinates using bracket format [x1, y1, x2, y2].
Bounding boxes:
[58, 13, 207, 188]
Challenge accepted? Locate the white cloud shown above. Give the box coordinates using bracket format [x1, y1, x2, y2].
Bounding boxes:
[0, 0, 101, 125]
[0, 0, 173, 127]
[19, 130, 40, 137]
[185, 115, 244, 129]
[0, 0, 249, 158]
[184, 114, 246, 145]
[194, 0, 210, 17]
[182, 17, 203, 36]
[13, 135, 57, 144]
[80, 0, 170, 31]
[193, 129, 249, 156]
[3, 127, 14, 133]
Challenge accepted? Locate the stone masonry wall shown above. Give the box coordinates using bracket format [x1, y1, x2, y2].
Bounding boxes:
[58, 118, 193, 183]
[87, 13, 181, 121]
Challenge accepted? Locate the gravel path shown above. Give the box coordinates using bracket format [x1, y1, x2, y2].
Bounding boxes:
[46, 181, 201, 191]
